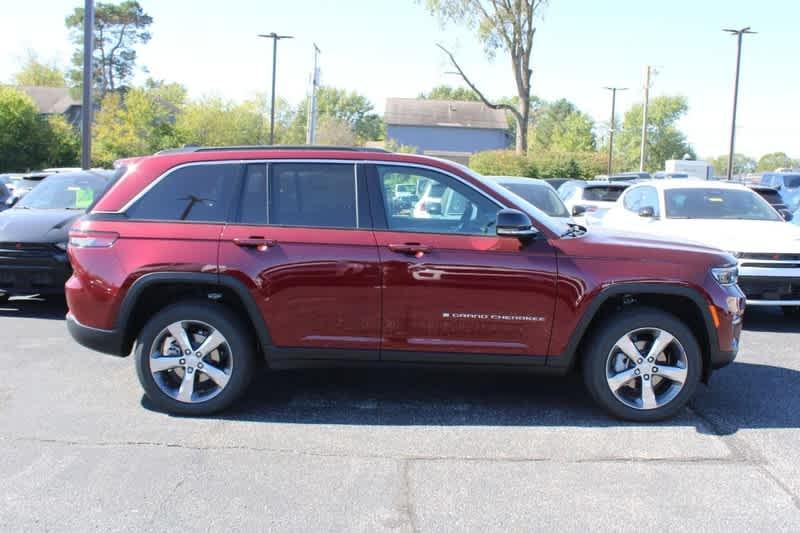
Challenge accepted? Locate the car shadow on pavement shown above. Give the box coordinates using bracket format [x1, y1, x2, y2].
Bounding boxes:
[743, 306, 800, 333]
[143, 360, 800, 436]
[0, 295, 66, 320]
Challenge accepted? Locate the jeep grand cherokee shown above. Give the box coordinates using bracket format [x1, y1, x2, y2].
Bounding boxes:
[65, 147, 745, 421]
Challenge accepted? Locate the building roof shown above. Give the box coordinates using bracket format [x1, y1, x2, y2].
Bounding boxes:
[384, 98, 508, 130]
[16, 86, 80, 114]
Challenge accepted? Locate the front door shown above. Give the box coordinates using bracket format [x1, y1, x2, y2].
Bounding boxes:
[219, 162, 381, 359]
[368, 164, 557, 360]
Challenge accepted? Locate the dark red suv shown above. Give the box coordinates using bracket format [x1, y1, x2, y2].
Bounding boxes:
[65, 147, 745, 421]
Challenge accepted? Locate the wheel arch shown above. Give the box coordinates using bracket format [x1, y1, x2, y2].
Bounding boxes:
[551, 283, 718, 382]
[116, 272, 273, 358]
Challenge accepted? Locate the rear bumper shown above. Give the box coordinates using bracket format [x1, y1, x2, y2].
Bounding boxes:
[66, 313, 127, 357]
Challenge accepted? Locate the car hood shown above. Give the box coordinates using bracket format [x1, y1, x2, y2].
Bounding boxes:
[649, 219, 800, 254]
[0, 208, 82, 243]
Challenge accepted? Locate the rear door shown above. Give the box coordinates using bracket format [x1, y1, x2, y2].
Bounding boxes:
[219, 161, 381, 359]
[368, 163, 557, 360]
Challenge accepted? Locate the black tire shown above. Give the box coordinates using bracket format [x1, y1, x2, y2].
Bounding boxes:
[135, 301, 255, 416]
[781, 306, 800, 317]
[582, 307, 702, 422]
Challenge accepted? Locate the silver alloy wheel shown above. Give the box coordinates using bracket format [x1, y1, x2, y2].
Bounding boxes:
[149, 320, 233, 404]
[605, 327, 689, 410]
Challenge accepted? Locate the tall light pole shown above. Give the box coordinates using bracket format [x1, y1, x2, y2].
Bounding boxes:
[723, 27, 756, 179]
[604, 86, 628, 175]
[80, 0, 94, 169]
[258, 32, 293, 145]
[306, 43, 321, 145]
[639, 66, 652, 172]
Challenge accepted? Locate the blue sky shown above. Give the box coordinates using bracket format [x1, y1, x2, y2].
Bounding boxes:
[2, 0, 798, 160]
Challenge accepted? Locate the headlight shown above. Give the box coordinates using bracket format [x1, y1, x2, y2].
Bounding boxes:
[55, 242, 68, 251]
[712, 266, 739, 286]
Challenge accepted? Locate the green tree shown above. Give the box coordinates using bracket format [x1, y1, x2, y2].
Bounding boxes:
[529, 99, 595, 153]
[419, 85, 478, 101]
[289, 86, 382, 144]
[66, 1, 153, 96]
[614, 95, 695, 172]
[427, 0, 548, 154]
[315, 115, 358, 146]
[174, 96, 266, 148]
[13, 51, 67, 87]
[0, 87, 49, 171]
[756, 152, 795, 172]
[44, 115, 80, 167]
[709, 153, 756, 177]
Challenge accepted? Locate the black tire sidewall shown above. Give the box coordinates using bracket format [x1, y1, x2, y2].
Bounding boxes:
[135, 301, 255, 416]
[583, 307, 702, 422]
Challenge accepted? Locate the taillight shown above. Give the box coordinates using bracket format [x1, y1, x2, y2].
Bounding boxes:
[68, 230, 119, 248]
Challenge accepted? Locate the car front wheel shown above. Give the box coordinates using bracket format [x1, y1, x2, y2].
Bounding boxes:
[135, 301, 255, 416]
[583, 308, 702, 422]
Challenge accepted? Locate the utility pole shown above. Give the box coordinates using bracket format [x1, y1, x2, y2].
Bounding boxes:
[258, 32, 294, 145]
[604, 86, 628, 175]
[80, 0, 94, 169]
[639, 66, 652, 172]
[723, 27, 756, 180]
[306, 43, 321, 145]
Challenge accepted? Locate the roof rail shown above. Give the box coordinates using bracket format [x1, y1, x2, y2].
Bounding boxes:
[155, 145, 390, 155]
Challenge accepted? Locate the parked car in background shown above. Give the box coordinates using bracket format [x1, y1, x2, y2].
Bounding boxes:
[760, 172, 800, 211]
[65, 146, 742, 421]
[602, 180, 800, 315]
[748, 185, 792, 220]
[0, 182, 11, 212]
[558, 180, 630, 226]
[0, 170, 114, 302]
[487, 176, 572, 220]
[8, 171, 56, 201]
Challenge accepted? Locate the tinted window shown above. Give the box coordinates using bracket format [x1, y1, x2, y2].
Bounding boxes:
[270, 163, 356, 228]
[783, 175, 800, 189]
[755, 189, 783, 205]
[582, 186, 625, 202]
[500, 182, 569, 217]
[127, 164, 239, 222]
[665, 188, 781, 221]
[377, 165, 500, 235]
[239, 163, 268, 224]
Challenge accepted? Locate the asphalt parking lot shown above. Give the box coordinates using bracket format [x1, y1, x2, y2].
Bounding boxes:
[1, 297, 799, 531]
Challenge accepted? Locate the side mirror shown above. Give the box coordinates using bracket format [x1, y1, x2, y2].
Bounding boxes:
[572, 205, 587, 217]
[780, 209, 793, 221]
[638, 206, 656, 218]
[5, 196, 18, 207]
[496, 208, 538, 239]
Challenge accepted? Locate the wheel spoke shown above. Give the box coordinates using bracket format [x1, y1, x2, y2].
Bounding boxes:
[150, 355, 183, 373]
[196, 329, 226, 357]
[176, 370, 196, 402]
[646, 330, 674, 360]
[640, 378, 657, 409]
[167, 322, 193, 354]
[607, 368, 638, 392]
[614, 334, 642, 363]
[199, 362, 230, 388]
[656, 364, 687, 384]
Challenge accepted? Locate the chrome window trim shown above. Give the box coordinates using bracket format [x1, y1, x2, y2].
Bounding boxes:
[109, 158, 508, 217]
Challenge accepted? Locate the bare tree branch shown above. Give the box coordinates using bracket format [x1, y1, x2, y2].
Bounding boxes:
[435, 43, 523, 124]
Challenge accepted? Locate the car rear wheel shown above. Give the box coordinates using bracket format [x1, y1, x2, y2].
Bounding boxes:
[135, 301, 255, 416]
[583, 308, 701, 422]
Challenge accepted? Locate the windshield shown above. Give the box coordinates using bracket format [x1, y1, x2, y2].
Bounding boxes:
[665, 188, 782, 221]
[16, 172, 110, 210]
[582, 186, 625, 202]
[499, 182, 569, 217]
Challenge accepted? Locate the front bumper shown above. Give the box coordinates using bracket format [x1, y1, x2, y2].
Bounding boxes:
[0, 242, 70, 296]
[66, 313, 127, 357]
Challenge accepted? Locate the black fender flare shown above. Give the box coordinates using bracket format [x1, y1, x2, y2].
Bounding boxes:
[549, 282, 719, 375]
[116, 272, 274, 356]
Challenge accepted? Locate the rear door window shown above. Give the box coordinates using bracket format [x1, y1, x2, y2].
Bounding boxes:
[127, 163, 240, 222]
[270, 163, 357, 228]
